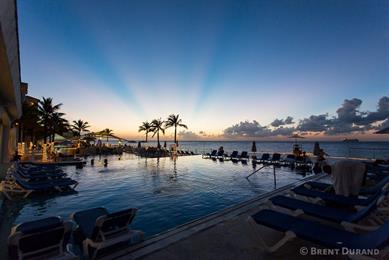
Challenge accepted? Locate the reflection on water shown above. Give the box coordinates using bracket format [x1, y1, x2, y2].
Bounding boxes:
[0, 153, 309, 256]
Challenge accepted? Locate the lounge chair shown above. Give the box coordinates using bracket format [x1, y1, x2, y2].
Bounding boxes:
[270, 153, 281, 164]
[1, 166, 78, 199]
[8, 216, 77, 260]
[282, 154, 295, 166]
[240, 151, 249, 161]
[185, 151, 191, 155]
[268, 193, 386, 223]
[304, 175, 389, 195]
[71, 207, 144, 259]
[248, 209, 389, 254]
[190, 151, 195, 155]
[15, 167, 67, 181]
[17, 168, 66, 180]
[202, 150, 217, 158]
[291, 185, 380, 206]
[12, 163, 66, 179]
[230, 151, 239, 160]
[295, 156, 312, 166]
[216, 150, 225, 158]
[257, 153, 270, 163]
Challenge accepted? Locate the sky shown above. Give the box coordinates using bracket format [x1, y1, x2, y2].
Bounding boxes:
[18, 0, 389, 140]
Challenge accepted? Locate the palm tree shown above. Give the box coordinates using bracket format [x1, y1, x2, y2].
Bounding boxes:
[50, 112, 69, 141]
[150, 119, 165, 149]
[101, 128, 113, 142]
[72, 120, 90, 138]
[37, 97, 63, 143]
[83, 132, 96, 145]
[19, 100, 41, 143]
[165, 114, 188, 145]
[138, 121, 152, 142]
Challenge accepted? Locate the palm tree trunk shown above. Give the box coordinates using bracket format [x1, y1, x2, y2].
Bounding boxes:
[44, 126, 47, 144]
[146, 132, 148, 142]
[157, 131, 160, 148]
[32, 129, 35, 144]
[174, 126, 177, 144]
[18, 124, 22, 142]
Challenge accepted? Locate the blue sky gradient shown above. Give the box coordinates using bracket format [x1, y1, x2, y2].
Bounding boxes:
[18, 0, 389, 139]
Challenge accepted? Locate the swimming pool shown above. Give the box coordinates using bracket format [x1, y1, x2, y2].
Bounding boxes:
[0, 154, 309, 254]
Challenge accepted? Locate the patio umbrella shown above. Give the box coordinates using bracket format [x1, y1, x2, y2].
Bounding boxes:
[251, 141, 257, 153]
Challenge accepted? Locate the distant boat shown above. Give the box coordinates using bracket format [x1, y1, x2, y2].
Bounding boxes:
[342, 138, 359, 143]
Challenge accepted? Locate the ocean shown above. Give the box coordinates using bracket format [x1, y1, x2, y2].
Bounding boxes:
[127, 141, 389, 160]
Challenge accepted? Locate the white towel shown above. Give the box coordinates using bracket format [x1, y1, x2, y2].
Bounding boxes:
[331, 160, 366, 197]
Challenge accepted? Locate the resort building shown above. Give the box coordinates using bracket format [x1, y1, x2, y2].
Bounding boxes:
[0, 0, 24, 164]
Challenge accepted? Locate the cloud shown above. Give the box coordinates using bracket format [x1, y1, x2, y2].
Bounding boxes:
[223, 120, 295, 138]
[222, 96, 389, 138]
[223, 120, 272, 138]
[297, 114, 331, 132]
[270, 116, 294, 127]
[178, 130, 201, 140]
[199, 130, 209, 136]
[271, 126, 295, 136]
[336, 98, 363, 123]
[360, 96, 389, 124]
[378, 118, 389, 130]
[296, 96, 389, 135]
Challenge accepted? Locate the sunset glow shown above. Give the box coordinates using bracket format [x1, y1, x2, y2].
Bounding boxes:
[18, 0, 389, 140]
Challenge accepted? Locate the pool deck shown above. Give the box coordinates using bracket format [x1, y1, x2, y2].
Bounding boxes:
[109, 173, 350, 260]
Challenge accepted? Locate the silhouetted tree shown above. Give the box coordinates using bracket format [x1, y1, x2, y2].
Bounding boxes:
[151, 119, 165, 149]
[102, 128, 113, 142]
[37, 97, 63, 143]
[72, 120, 90, 137]
[165, 114, 187, 145]
[138, 121, 152, 142]
[50, 112, 69, 141]
[19, 99, 41, 143]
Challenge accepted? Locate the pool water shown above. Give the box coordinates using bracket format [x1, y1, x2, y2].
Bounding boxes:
[0, 154, 309, 253]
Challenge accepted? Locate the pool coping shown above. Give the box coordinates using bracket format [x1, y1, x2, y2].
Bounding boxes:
[111, 173, 325, 259]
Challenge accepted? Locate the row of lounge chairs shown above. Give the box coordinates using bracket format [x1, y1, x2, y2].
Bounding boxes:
[176, 150, 197, 156]
[247, 165, 389, 256]
[0, 162, 78, 200]
[202, 150, 250, 161]
[8, 207, 144, 260]
[203, 151, 312, 168]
